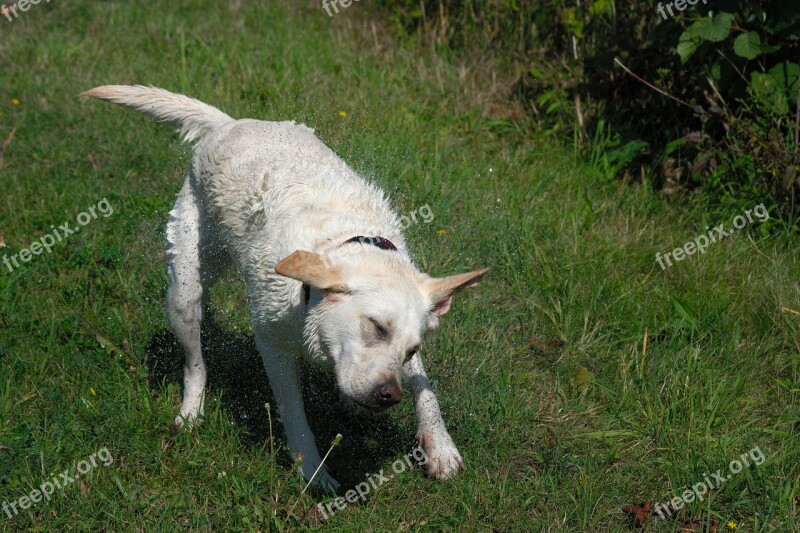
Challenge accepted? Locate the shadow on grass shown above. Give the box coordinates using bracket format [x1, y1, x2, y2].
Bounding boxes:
[143, 314, 417, 490]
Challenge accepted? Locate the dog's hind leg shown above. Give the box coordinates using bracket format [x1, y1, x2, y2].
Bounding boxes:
[167, 175, 209, 428]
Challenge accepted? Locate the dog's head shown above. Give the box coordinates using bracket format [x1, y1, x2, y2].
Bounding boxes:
[275, 249, 487, 412]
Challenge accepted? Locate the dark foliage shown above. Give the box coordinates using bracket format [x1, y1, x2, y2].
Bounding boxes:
[375, 0, 800, 224]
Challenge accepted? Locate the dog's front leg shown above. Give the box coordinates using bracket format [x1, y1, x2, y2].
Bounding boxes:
[403, 352, 464, 480]
[255, 330, 339, 490]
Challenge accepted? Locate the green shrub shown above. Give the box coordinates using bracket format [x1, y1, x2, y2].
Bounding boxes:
[372, 0, 800, 225]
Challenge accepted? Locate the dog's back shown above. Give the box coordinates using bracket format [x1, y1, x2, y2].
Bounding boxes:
[194, 119, 398, 258]
[83, 85, 403, 264]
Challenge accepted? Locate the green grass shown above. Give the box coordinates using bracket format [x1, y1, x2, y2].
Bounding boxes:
[1, 1, 798, 531]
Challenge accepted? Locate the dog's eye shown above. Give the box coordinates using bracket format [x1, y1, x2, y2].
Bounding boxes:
[369, 318, 389, 340]
[405, 345, 420, 361]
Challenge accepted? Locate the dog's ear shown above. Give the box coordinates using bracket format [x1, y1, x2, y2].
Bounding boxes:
[424, 268, 489, 316]
[275, 250, 346, 290]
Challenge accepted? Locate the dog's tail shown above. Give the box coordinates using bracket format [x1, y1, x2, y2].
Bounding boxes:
[81, 85, 234, 143]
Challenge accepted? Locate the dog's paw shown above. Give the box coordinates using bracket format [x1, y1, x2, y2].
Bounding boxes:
[303, 464, 340, 493]
[174, 414, 188, 429]
[313, 469, 341, 493]
[418, 431, 464, 480]
[175, 398, 204, 429]
[297, 454, 340, 492]
[174, 412, 201, 430]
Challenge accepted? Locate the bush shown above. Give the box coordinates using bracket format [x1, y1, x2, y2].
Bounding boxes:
[373, 0, 800, 224]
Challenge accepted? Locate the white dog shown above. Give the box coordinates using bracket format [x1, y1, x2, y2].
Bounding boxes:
[83, 86, 488, 488]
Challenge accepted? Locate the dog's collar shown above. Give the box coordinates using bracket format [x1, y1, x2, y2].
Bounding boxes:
[340, 235, 398, 251]
[303, 235, 397, 306]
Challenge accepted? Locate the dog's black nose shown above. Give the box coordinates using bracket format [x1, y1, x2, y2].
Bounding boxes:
[374, 381, 402, 406]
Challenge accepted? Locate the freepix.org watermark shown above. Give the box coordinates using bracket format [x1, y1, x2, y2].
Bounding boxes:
[655, 203, 768, 270]
[318, 204, 435, 270]
[398, 204, 434, 229]
[2, 197, 113, 273]
[1, 0, 51, 22]
[656, 0, 709, 21]
[321, 0, 359, 17]
[655, 445, 766, 520]
[317, 446, 428, 520]
[2, 446, 114, 520]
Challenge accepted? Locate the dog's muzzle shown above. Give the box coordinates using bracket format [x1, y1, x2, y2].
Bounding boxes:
[373, 380, 402, 407]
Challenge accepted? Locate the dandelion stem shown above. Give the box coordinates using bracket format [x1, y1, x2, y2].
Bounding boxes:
[288, 433, 343, 517]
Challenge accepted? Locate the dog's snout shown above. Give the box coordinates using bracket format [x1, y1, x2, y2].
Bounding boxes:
[374, 381, 402, 406]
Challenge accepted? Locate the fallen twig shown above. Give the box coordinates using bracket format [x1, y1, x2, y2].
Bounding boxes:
[0, 128, 16, 168]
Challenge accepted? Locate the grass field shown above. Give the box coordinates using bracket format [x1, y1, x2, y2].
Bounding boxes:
[1, 1, 798, 531]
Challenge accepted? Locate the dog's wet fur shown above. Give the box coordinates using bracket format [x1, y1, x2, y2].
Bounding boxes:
[84, 85, 487, 488]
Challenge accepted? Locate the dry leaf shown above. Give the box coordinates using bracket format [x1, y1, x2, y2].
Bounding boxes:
[622, 500, 652, 527]
[527, 336, 545, 349]
[681, 516, 718, 532]
[547, 337, 565, 349]
[527, 336, 565, 354]
[0, 128, 15, 168]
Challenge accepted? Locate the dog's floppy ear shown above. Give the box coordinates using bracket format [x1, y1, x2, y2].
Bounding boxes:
[424, 268, 489, 316]
[275, 251, 346, 290]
